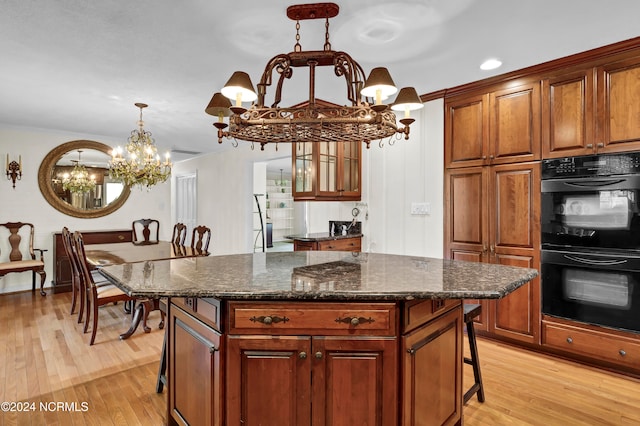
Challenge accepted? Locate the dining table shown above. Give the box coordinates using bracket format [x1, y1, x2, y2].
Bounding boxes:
[85, 240, 208, 339]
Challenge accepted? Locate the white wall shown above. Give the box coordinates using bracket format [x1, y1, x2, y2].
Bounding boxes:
[363, 99, 444, 257]
[172, 98, 445, 258]
[0, 125, 171, 294]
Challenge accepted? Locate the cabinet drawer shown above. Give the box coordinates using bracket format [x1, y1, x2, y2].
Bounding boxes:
[403, 299, 461, 333]
[228, 302, 396, 336]
[171, 297, 221, 331]
[543, 321, 640, 369]
[317, 238, 361, 251]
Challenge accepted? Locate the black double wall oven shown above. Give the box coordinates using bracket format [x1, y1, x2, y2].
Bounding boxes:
[541, 152, 640, 333]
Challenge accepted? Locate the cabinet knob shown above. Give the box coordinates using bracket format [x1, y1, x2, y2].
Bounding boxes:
[566, 337, 573, 344]
[299, 352, 307, 359]
[586, 144, 593, 149]
[209, 345, 219, 354]
[482, 244, 488, 255]
[482, 156, 487, 160]
[619, 349, 627, 357]
[350, 317, 360, 326]
[315, 351, 323, 359]
[263, 316, 273, 325]
[489, 244, 495, 255]
[597, 143, 604, 148]
[489, 155, 494, 160]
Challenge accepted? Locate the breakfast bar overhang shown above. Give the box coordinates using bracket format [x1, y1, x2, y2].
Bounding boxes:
[99, 251, 538, 426]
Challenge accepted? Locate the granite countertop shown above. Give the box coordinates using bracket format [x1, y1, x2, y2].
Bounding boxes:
[285, 232, 363, 242]
[98, 251, 538, 301]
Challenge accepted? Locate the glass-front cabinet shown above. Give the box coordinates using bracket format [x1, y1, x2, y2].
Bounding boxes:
[293, 140, 361, 201]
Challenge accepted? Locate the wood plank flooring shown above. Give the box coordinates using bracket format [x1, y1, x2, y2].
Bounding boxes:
[1, 291, 639, 425]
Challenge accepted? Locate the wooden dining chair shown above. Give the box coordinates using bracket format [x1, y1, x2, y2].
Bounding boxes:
[191, 225, 211, 255]
[0, 222, 47, 296]
[171, 223, 187, 246]
[63, 227, 112, 324]
[132, 219, 160, 245]
[73, 231, 137, 345]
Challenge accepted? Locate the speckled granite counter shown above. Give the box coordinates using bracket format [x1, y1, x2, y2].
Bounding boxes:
[284, 232, 363, 242]
[98, 251, 537, 300]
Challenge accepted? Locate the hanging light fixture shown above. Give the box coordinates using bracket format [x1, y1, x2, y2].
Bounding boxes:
[62, 150, 97, 194]
[109, 103, 172, 189]
[205, 2, 424, 150]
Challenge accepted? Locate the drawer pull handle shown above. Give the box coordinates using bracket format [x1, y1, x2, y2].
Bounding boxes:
[335, 316, 375, 326]
[299, 351, 307, 359]
[619, 349, 626, 357]
[118, 235, 125, 240]
[250, 315, 289, 325]
[315, 351, 323, 359]
[566, 337, 573, 344]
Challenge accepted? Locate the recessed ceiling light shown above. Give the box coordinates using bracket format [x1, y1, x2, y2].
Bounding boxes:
[480, 58, 502, 70]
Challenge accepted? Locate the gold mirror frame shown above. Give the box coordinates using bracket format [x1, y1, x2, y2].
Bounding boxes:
[38, 140, 131, 218]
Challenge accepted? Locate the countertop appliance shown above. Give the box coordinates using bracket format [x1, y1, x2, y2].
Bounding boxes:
[541, 152, 640, 333]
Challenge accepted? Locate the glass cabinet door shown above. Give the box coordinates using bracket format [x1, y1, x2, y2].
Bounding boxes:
[294, 141, 314, 195]
[318, 141, 338, 195]
[341, 141, 360, 195]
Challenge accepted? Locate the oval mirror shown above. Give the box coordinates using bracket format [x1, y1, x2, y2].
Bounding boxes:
[38, 140, 131, 218]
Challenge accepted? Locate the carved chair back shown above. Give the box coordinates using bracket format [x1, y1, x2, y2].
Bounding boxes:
[132, 218, 160, 245]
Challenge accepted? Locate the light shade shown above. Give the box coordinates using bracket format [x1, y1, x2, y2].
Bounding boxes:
[361, 67, 398, 99]
[205, 92, 232, 117]
[391, 87, 424, 111]
[221, 71, 258, 103]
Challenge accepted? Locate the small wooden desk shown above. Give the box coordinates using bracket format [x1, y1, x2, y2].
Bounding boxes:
[86, 241, 207, 339]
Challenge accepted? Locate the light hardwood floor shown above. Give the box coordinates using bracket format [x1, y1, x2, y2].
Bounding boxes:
[1, 291, 639, 425]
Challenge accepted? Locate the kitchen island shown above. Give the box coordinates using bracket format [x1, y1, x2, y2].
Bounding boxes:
[99, 251, 537, 426]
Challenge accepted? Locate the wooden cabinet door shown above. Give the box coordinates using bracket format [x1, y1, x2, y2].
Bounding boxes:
[226, 335, 312, 426]
[489, 81, 541, 164]
[542, 68, 596, 158]
[338, 141, 361, 199]
[311, 336, 397, 426]
[168, 305, 222, 426]
[401, 306, 462, 426]
[445, 93, 489, 168]
[487, 162, 541, 344]
[597, 55, 640, 153]
[444, 167, 489, 262]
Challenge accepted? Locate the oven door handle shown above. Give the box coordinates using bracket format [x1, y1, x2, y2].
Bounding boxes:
[563, 254, 628, 266]
[564, 179, 626, 188]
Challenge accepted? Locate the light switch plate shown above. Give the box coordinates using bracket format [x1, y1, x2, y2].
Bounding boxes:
[411, 202, 430, 215]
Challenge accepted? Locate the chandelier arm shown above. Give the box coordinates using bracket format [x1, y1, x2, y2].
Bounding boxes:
[333, 52, 367, 106]
[257, 54, 292, 108]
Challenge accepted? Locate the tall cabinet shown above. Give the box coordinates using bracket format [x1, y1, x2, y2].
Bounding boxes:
[444, 80, 541, 345]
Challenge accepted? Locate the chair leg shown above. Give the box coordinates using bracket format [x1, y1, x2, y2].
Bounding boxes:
[156, 327, 168, 393]
[78, 283, 86, 324]
[89, 300, 99, 345]
[83, 291, 91, 333]
[38, 270, 46, 296]
[463, 320, 485, 403]
[70, 279, 77, 315]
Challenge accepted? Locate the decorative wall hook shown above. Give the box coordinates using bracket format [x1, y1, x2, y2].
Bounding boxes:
[6, 154, 22, 189]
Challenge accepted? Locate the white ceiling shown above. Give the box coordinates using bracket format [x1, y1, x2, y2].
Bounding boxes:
[2, 0, 639, 163]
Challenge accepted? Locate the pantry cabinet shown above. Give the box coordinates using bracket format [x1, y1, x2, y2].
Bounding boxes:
[542, 54, 640, 158]
[444, 162, 541, 344]
[445, 81, 540, 169]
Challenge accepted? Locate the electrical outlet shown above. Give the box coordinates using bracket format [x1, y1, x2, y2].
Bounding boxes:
[411, 202, 431, 215]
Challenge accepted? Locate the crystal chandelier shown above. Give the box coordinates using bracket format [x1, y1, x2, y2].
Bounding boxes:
[109, 103, 172, 189]
[62, 150, 96, 194]
[205, 2, 424, 151]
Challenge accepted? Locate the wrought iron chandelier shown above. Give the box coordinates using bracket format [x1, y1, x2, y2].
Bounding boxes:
[109, 103, 172, 189]
[205, 2, 424, 150]
[62, 150, 96, 194]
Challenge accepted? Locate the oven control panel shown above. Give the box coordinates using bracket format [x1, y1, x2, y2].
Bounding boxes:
[542, 152, 640, 178]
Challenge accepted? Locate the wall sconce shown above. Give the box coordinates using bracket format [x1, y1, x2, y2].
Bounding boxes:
[6, 154, 22, 189]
